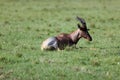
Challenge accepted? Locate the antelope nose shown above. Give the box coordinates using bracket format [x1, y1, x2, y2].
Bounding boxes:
[89, 37, 92, 41]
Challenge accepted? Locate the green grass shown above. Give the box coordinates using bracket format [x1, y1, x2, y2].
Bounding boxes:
[0, 0, 120, 80]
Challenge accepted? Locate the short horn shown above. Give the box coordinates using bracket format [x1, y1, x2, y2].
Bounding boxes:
[76, 16, 86, 28]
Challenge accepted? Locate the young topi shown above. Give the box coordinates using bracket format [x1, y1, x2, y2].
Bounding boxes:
[41, 16, 92, 51]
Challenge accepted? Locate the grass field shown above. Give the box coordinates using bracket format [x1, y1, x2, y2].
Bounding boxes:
[0, 0, 120, 80]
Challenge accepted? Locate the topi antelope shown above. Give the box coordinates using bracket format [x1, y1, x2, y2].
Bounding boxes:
[41, 16, 92, 51]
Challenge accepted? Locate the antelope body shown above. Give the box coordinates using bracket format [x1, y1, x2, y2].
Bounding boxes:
[41, 17, 92, 51]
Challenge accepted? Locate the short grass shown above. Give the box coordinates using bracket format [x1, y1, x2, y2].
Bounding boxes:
[0, 0, 120, 80]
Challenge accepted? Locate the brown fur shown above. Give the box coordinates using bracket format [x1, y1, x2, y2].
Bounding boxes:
[55, 27, 92, 50]
[41, 17, 92, 50]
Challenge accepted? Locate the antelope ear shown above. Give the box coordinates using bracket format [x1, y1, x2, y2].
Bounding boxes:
[77, 24, 81, 29]
[87, 29, 90, 31]
[77, 24, 84, 30]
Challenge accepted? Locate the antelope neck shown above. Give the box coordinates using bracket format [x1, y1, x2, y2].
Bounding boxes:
[70, 29, 81, 43]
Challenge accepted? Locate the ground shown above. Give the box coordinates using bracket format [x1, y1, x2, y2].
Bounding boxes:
[0, 0, 120, 80]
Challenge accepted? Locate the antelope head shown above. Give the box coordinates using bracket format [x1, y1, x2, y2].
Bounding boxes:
[76, 16, 92, 41]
